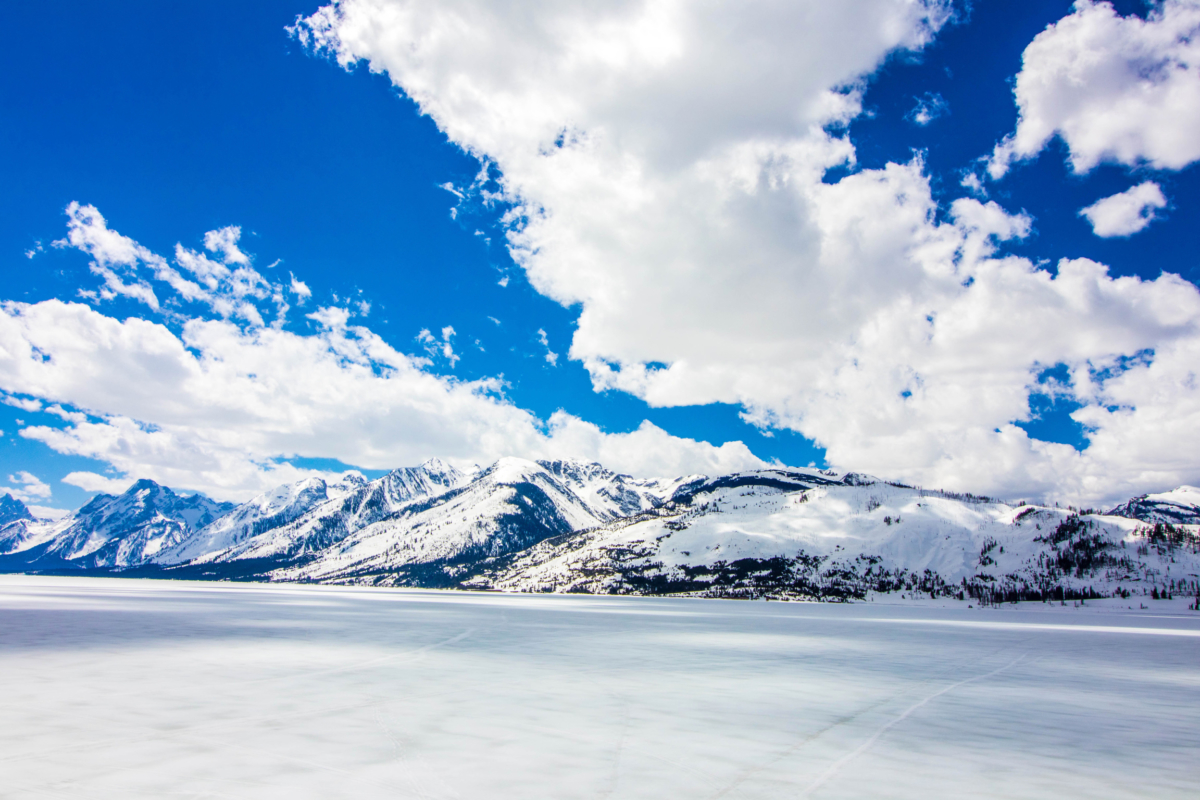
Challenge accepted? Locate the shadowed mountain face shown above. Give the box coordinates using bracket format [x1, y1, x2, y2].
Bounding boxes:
[28, 480, 235, 569]
[2, 462, 1198, 604]
[0, 494, 32, 527]
[176, 457, 691, 584]
[0, 495, 40, 558]
[1107, 487, 1200, 526]
[156, 473, 370, 565]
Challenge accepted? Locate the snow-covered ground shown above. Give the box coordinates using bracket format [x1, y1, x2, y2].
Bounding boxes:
[2, 576, 1198, 799]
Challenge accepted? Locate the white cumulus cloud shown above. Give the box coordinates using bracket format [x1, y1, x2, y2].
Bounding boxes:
[1080, 181, 1168, 237]
[290, 273, 313, 300]
[990, 0, 1200, 178]
[5, 471, 52, 502]
[62, 471, 136, 496]
[0, 209, 766, 501]
[203, 225, 252, 266]
[544, 413, 763, 479]
[291, 0, 1200, 504]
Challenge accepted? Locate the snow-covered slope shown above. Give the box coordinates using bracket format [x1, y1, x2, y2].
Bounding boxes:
[3, 459, 1198, 604]
[1107, 486, 1200, 525]
[157, 472, 370, 564]
[464, 475, 1200, 603]
[265, 457, 690, 583]
[11, 480, 235, 569]
[0, 494, 51, 557]
[176, 458, 478, 567]
[536, 458, 698, 518]
[0, 519, 56, 559]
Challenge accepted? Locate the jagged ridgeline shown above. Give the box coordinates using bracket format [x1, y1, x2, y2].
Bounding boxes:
[1, 460, 1198, 604]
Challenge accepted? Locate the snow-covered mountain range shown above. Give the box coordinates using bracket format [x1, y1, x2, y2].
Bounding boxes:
[0, 479, 234, 570]
[2, 459, 1198, 604]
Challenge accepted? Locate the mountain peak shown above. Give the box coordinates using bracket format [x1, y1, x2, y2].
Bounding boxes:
[331, 470, 368, 488]
[1148, 486, 1200, 504]
[0, 493, 33, 526]
[418, 457, 474, 481]
[486, 457, 547, 484]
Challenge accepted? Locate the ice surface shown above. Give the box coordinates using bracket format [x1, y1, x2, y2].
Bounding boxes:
[1, 576, 1198, 799]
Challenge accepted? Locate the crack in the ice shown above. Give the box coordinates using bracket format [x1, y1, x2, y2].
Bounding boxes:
[797, 652, 1029, 798]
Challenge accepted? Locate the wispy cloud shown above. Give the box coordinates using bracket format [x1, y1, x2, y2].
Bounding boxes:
[906, 92, 949, 126]
[5, 471, 51, 502]
[536, 329, 558, 366]
[417, 325, 460, 367]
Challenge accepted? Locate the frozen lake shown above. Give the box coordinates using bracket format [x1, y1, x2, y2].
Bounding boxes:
[2, 577, 1198, 798]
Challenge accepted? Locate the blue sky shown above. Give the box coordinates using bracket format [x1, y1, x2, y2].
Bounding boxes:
[2, 0, 1199, 511]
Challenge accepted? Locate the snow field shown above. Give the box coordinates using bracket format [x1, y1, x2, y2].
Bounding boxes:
[1, 576, 1198, 798]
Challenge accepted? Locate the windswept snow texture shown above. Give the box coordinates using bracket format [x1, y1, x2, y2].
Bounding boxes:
[1, 576, 1197, 799]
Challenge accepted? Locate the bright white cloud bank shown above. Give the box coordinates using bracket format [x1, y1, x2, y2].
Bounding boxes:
[4, 471, 50, 503]
[291, 0, 1200, 505]
[1080, 181, 1168, 237]
[990, 0, 1200, 177]
[0, 206, 763, 501]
